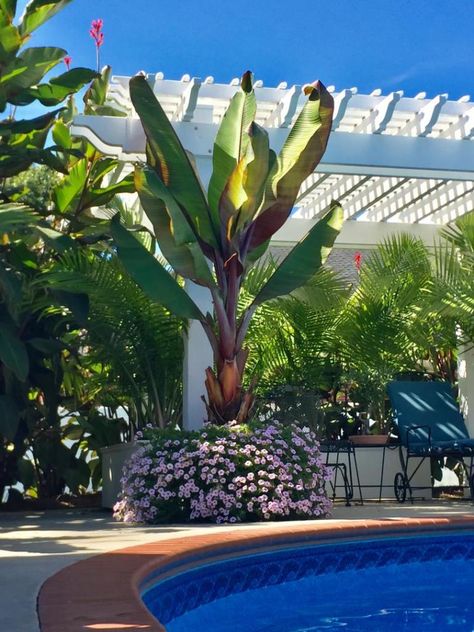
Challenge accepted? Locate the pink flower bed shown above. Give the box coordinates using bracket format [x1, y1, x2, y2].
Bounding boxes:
[113, 421, 332, 524]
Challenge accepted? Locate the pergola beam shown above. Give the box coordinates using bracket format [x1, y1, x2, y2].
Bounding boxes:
[72, 116, 474, 183]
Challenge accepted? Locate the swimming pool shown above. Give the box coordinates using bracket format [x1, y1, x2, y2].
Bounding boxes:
[142, 531, 474, 631]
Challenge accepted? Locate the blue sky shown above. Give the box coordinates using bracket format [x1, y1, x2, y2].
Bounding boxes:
[22, 0, 474, 99]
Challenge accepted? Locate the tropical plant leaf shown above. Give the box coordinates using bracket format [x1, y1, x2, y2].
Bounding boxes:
[27, 67, 98, 106]
[0, 0, 17, 25]
[110, 213, 205, 321]
[53, 157, 87, 213]
[83, 64, 111, 109]
[27, 337, 63, 354]
[135, 165, 214, 285]
[208, 71, 256, 220]
[82, 174, 135, 210]
[0, 24, 20, 67]
[249, 82, 334, 250]
[252, 201, 343, 305]
[0, 202, 40, 230]
[1, 47, 66, 96]
[33, 224, 75, 252]
[0, 108, 63, 136]
[46, 250, 184, 428]
[129, 75, 218, 249]
[18, 0, 72, 37]
[0, 394, 20, 440]
[0, 323, 29, 381]
[238, 122, 270, 226]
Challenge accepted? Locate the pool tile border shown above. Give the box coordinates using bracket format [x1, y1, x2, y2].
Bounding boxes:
[37, 516, 474, 632]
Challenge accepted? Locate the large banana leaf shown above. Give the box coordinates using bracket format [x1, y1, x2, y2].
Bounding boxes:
[54, 157, 87, 214]
[249, 82, 334, 250]
[0, 1, 17, 24]
[82, 175, 135, 210]
[1, 47, 66, 96]
[207, 71, 256, 220]
[252, 201, 343, 305]
[110, 213, 205, 321]
[269, 82, 333, 201]
[19, 0, 72, 37]
[27, 68, 98, 106]
[0, 24, 21, 67]
[129, 75, 218, 249]
[0, 108, 63, 135]
[238, 122, 270, 227]
[135, 166, 214, 285]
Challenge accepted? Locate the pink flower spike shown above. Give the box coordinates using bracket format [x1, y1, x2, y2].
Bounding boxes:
[90, 18, 105, 47]
[354, 251, 362, 272]
[89, 18, 104, 71]
[63, 56, 72, 70]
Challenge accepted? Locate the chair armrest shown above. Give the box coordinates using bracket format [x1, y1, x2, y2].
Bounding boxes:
[406, 425, 432, 452]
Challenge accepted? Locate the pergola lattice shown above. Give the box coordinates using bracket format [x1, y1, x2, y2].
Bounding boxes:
[73, 73, 474, 227]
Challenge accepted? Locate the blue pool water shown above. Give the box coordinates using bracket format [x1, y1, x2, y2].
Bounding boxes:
[142, 531, 474, 631]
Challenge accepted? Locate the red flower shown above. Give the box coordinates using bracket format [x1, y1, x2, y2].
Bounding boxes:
[63, 55, 72, 70]
[89, 18, 104, 48]
[354, 251, 362, 272]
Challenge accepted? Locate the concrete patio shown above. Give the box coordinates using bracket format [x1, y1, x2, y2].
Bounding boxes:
[2, 501, 474, 632]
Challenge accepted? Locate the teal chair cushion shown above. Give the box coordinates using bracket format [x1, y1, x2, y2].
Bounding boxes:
[387, 381, 470, 451]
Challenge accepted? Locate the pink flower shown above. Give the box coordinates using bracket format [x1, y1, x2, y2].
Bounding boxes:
[354, 251, 362, 272]
[89, 19, 104, 48]
[63, 55, 72, 70]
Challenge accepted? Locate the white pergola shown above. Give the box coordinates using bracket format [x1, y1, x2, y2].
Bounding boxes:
[71, 73, 474, 432]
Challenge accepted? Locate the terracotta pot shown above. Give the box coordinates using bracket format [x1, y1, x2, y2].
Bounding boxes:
[349, 434, 390, 446]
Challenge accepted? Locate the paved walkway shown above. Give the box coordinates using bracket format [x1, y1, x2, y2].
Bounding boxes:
[1, 501, 474, 632]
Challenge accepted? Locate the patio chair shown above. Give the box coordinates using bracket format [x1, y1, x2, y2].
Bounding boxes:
[387, 380, 474, 503]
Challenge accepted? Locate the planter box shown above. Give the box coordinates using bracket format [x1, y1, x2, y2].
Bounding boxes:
[349, 435, 390, 446]
[101, 441, 147, 508]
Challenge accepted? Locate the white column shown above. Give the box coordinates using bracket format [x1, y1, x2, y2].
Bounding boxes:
[182, 154, 214, 430]
[459, 344, 474, 437]
[182, 282, 213, 430]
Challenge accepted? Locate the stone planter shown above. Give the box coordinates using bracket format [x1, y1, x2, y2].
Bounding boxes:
[101, 441, 147, 508]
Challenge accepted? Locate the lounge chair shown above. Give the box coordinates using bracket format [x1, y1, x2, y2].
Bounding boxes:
[387, 380, 474, 503]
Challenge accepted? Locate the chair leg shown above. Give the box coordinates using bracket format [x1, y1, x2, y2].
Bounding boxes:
[396, 446, 412, 503]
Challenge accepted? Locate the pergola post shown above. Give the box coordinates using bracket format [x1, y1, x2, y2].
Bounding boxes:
[182, 155, 214, 430]
[459, 344, 474, 437]
[182, 282, 213, 430]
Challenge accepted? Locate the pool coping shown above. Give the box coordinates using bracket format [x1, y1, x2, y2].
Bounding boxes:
[37, 516, 474, 632]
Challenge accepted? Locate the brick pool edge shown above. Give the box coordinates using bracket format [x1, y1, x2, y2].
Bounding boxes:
[38, 516, 474, 632]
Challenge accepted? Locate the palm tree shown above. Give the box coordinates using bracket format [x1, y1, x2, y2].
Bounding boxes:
[431, 212, 474, 344]
[46, 251, 184, 432]
[336, 234, 457, 431]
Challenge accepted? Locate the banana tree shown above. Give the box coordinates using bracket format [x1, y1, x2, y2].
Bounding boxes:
[111, 72, 343, 424]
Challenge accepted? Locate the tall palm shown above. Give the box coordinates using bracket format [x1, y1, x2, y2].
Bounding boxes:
[431, 212, 474, 343]
[242, 259, 348, 390]
[46, 251, 184, 431]
[336, 234, 457, 429]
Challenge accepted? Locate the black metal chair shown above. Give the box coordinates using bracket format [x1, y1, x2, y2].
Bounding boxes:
[320, 440, 363, 506]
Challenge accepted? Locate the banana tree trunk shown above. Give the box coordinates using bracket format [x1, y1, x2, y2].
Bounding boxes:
[201, 258, 256, 425]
